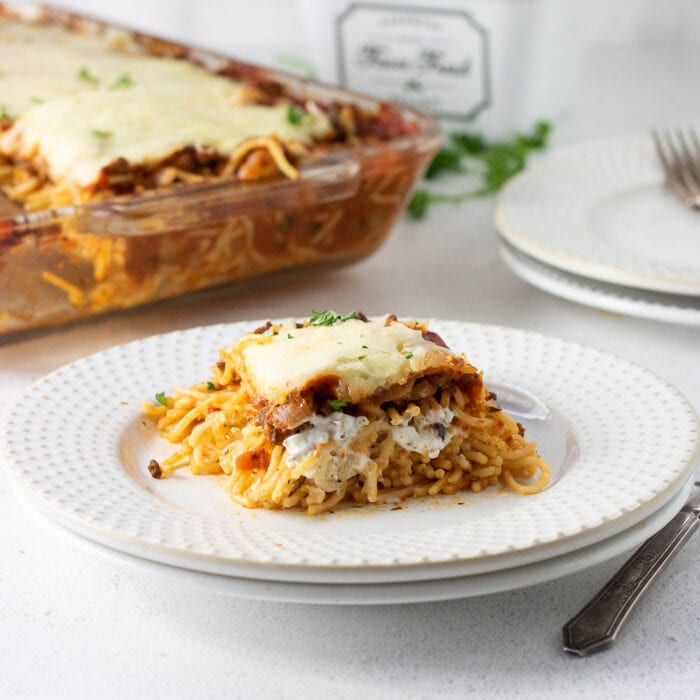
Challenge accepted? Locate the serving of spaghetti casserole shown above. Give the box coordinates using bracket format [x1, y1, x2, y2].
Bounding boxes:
[144, 313, 550, 515]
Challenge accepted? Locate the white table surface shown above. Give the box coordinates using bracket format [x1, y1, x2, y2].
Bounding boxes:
[2, 45, 700, 699]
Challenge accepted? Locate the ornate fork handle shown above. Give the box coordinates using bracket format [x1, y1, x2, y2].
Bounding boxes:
[563, 502, 700, 656]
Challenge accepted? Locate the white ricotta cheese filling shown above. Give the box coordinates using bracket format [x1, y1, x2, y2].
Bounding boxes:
[282, 412, 370, 492]
[390, 406, 456, 459]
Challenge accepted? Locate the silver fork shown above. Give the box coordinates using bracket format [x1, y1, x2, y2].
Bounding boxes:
[562, 481, 700, 656]
[652, 128, 700, 209]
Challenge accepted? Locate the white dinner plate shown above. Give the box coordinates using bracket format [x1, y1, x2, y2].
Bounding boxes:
[1, 321, 698, 584]
[16, 475, 696, 604]
[494, 135, 700, 296]
[499, 238, 700, 326]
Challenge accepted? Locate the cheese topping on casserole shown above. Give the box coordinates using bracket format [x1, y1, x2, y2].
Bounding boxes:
[234, 320, 466, 405]
[0, 20, 324, 187]
[2, 91, 316, 187]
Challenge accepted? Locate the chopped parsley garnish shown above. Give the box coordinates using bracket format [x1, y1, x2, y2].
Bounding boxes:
[110, 73, 134, 89]
[155, 391, 167, 406]
[358, 355, 366, 361]
[309, 310, 360, 326]
[206, 381, 216, 390]
[287, 333, 294, 339]
[407, 121, 552, 219]
[91, 129, 113, 138]
[361, 345, 368, 349]
[404, 352, 414, 359]
[328, 399, 348, 411]
[78, 66, 100, 86]
[286, 104, 309, 126]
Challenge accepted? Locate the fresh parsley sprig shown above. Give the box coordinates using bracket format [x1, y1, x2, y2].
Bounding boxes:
[309, 310, 360, 326]
[408, 121, 552, 219]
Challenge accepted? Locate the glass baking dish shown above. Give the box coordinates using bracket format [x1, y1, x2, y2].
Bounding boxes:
[0, 4, 440, 334]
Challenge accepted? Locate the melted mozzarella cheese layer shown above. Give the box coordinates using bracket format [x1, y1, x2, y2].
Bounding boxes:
[0, 20, 321, 186]
[240, 320, 458, 403]
[3, 90, 314, 186]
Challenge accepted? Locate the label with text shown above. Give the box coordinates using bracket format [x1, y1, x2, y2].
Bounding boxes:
[336, 3, 491, 121]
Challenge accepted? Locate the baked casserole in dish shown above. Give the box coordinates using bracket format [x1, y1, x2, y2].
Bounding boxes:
[0, 4, 439, 333]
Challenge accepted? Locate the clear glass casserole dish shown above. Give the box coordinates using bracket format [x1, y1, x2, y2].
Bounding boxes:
[0, 4, 440, 334]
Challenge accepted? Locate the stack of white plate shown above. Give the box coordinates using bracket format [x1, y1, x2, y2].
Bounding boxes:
[1, 321, 699, 604]
[494, 135, 700, 325]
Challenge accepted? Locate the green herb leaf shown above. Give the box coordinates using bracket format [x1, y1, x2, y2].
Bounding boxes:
[358, 355, 366, 360]
[404, 352, 414, 359]
[155, 391, 167, 406]
[286, 104, 308, 126]
[328, 399, 348, 411]
[407, 190, 430, 219]
[91, 129, 112, 139]
[287, 332, 294, 339]
[515, 120, 551, 149]
[450, 132, 486, 154]
[110, 73, 133, 89]
[424, 148, 464, 179]
[309, 310, 360, 326]
[78, 66, 100, 86]
[206, 381, 216, 390]
[407, 190, 476, 220]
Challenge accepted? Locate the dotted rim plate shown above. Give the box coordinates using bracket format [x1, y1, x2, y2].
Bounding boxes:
[1, 321, 698, 584]
[495, 135, 700, 296]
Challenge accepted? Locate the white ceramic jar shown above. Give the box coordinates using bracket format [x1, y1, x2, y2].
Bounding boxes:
[299, 0, 579, 138]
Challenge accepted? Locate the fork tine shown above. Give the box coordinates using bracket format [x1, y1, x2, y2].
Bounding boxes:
[673, 128, 700, 200]
[687, 127, 700, 177]
[689, 127, 700, 152]
[652, 129, 695, 208]
[652, 130, 678, 182]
